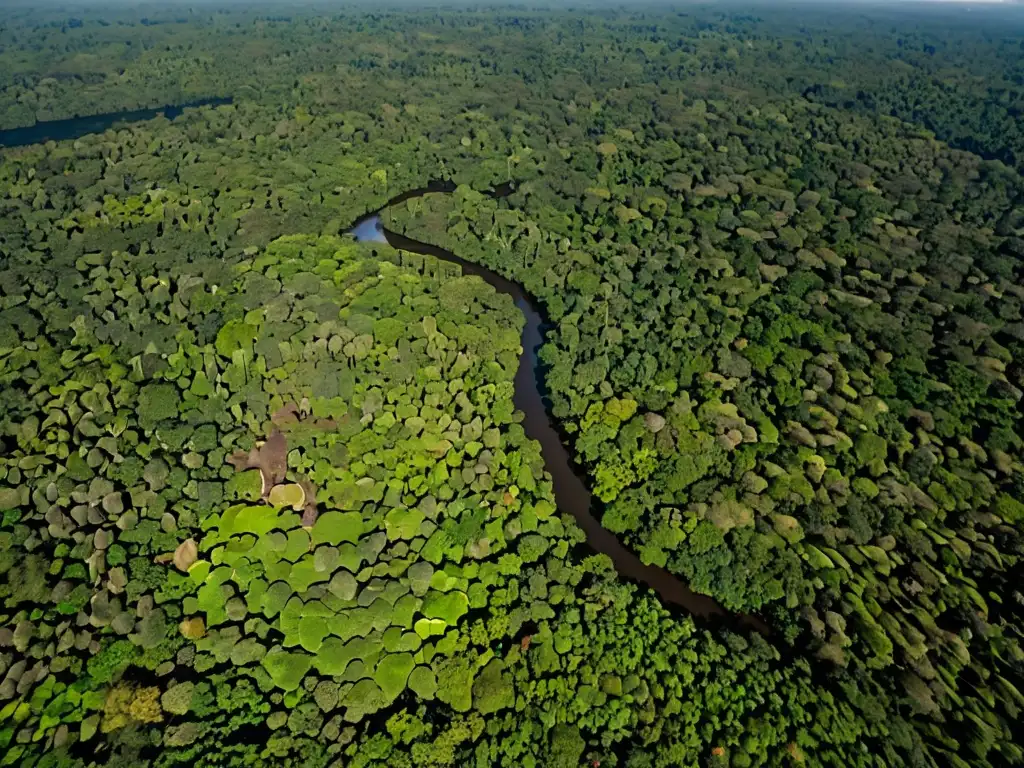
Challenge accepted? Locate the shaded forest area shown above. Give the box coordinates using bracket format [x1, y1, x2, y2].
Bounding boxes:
[1, 3, 1024, 768]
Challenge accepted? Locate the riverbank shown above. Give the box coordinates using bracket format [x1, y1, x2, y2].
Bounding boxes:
[0, 98, 232, 149]
[351, 187, 769, 636]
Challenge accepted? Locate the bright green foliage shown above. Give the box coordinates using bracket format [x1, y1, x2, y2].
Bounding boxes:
[227, 470, 263, 501]
[224, 506, 281, 538]
[315, 636, 383, 677]
[311, 511, 364, 546]
[414, 618, 447, 639]
[261, 650, 313, 691]
[312, 637, 349, 677]
[261, 581, 292, 618]
[547, 725, 586, 768]
[2, 7, 1024, 768]
[432, 655, 475, 712]
[313, 681, 341, 712]
[995, 494, 1024, 524]
[196, 572, 231, 626]
[422, 590, 469, 625]
[216, 319, 258, 358]
[298, 615, 330, 652]
[288, 558, 327, 592]
[374, 653, 415, 700]
[384, 507, 425, 540]
[282, 529, 311, 562]
[230, 638, 267, 665]
[87, 640, 138, 685]
[342, 679, 388, 723]
[160, 682, 195, 715]
[408, 666, 438, 700]
[328, 571, 358, 601]
[268, 483, 305, 510]
[407, 562, 434, 596]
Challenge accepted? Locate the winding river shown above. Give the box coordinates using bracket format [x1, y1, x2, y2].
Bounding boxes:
[4, 109, 762, 633]
[352, 185, 768, 636]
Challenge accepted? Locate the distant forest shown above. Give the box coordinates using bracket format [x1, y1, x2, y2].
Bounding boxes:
[1, 3, 1024, 768]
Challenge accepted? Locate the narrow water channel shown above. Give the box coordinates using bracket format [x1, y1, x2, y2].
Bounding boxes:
[351, 193, 769, 636]
[1, 104, 761, 633]
[0, 98, 232, 149]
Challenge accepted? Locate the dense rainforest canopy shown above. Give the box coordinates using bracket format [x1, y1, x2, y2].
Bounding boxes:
[1, 2, 1024, 768]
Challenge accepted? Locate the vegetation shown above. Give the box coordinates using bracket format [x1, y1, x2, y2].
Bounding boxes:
[1, 2, 1024, 767]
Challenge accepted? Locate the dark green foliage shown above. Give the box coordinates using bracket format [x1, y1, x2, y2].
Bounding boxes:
[87, 640, 139, 684]
[547, 725, 586, 768]
[138, 384, 182, 430]
[1, 5, 1023, 768]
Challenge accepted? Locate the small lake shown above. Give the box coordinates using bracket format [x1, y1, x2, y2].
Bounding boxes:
[349, 216, 388, 243]
[0, 98, 232, 149]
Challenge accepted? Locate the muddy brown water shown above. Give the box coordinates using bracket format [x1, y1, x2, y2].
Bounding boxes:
[352, 187, 768, 635]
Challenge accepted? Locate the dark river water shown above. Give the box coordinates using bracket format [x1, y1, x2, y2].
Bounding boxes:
[0, 98, 231, 149]
[0, 93, 767, 634]
[352, 191, 768, 635]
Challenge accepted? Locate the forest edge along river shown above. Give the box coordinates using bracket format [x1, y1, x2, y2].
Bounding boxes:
[351, 184, 770, 636]
[0, 98, 231, 149]
[0, 107, 767, 634]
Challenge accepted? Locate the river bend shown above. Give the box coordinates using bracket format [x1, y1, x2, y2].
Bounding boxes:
[351, 185, 768, 636]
